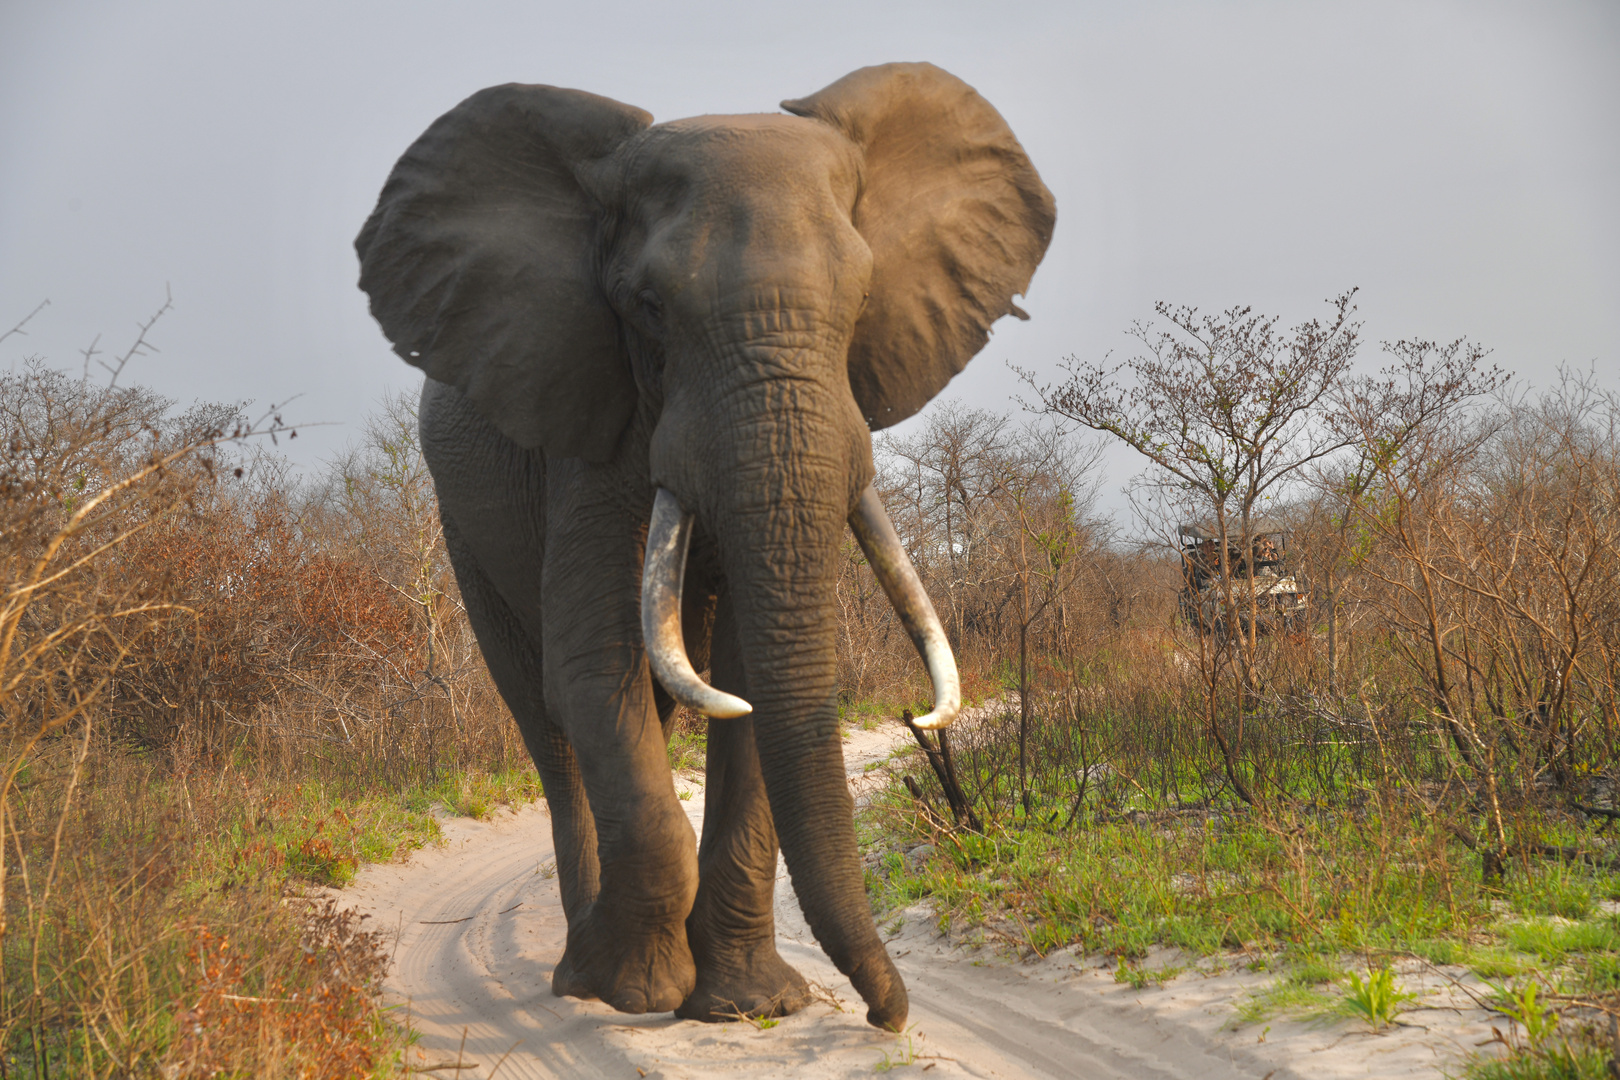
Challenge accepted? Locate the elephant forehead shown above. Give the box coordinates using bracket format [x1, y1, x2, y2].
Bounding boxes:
[625, 114, 860, 202]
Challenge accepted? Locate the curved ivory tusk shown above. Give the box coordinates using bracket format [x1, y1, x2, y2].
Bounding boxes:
[641, 488, 752, 719]
[848, 485, 961, 730]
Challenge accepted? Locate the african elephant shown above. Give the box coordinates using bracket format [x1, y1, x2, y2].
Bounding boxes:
[355, 62, 1054, 1030]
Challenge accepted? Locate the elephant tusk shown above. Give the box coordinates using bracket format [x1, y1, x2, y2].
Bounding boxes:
[848, 485, 961, 730]
[641, 488, 753, 719]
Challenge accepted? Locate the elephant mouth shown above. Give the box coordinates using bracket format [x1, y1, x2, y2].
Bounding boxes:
[639, 485, 961, 730]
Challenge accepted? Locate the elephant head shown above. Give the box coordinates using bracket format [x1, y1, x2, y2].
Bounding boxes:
[356, 63, 1053, 1027]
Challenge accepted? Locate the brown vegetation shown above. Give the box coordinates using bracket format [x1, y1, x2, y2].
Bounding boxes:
[0, 301, 524, 1075]
[848, 294, 1620, 877]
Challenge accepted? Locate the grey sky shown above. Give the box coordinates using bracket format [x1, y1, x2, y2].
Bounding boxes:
[2, 0, 1616, 509]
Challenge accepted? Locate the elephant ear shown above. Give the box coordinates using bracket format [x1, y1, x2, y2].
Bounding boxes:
[356, 84, 651, 457]
[783, 63, 1055, 430]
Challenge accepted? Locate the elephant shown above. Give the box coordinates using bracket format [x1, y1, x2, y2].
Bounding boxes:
[355, 62, 1054, 1031]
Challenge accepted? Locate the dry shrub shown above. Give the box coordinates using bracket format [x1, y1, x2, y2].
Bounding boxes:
[867, 303, 1620, 862]
[1319, 364, 1620, 846]
[110, 477, 417, 751]
[95, 388, 513, 778]
[168, 900, 389, 1079]
[0, 352, 334, 1071]
[0, 308, 506, 1072]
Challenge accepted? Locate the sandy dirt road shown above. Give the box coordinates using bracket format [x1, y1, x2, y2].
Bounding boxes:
[342, 725, 1501, 1079]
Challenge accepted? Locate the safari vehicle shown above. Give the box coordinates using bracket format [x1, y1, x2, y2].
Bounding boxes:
[1177, 521, 1308, 636]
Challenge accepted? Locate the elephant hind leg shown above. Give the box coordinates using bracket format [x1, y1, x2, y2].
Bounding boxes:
[441, 512, 600, 922]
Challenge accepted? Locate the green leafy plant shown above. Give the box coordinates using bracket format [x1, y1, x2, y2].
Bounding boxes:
[727, 1010, 781, 1031]
[1495, 980, 1559, 1048]
[1339, 963, 1417, 1029]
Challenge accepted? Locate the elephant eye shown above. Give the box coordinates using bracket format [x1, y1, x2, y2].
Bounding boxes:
[637, 289, 664, 331]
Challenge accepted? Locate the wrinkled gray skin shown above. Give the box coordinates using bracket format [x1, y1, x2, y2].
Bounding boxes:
[356, 63, 1053, 1030]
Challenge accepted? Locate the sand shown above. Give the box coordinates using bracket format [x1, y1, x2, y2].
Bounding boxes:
[340, 723, 1507, 1078]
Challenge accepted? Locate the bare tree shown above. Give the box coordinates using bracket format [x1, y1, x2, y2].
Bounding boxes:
[976, 421, 1102, 817]
[1023, 293, 1363, 803]
[1330, 338, 1507, 770]
[879, 405, 1015, 660]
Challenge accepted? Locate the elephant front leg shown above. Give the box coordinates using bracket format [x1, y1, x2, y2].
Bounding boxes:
[543, 481, 699, 1014]
[677, 595, 810, 1022]
[544, 654, 699, 1015]
[550, 778, 698, 1014]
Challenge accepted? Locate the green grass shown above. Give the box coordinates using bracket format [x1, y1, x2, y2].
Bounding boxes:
[177, 764, 544, 894]
[1576, 952, 1620, 994]
[420, 765, 544, 820]
[1234, 979, 1337, 1025]
[1285, 951, 1347, 985]
[668, 724, 708, 771]
[873, 1033, 921, 1071]
[863, 752, 1620, 979]
[1508, 864, 1598, 920]
[838, 695, 974, 733]
[1465, 946, 1538, 980]
[859, 743, 1620, 1073]
[867, 800, 1479, 962]
[1500, 917, 1620, 962]
[1460, 1042, 1612, 1079]
[839, 700, 897, 732]
[1114, 956, 1186, 989]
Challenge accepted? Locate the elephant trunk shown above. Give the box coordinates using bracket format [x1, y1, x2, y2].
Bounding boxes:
[709, 481, 908, 1030]
[640, 339, 959, 1028]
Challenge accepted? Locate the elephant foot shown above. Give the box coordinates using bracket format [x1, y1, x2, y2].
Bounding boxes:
[550, 947, 597, 1000]
[552, 916, 696, 1014]
[675, 942, 810, 1022]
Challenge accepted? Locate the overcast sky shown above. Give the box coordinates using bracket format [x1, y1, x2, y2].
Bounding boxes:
[2, 0, 1616, 514]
